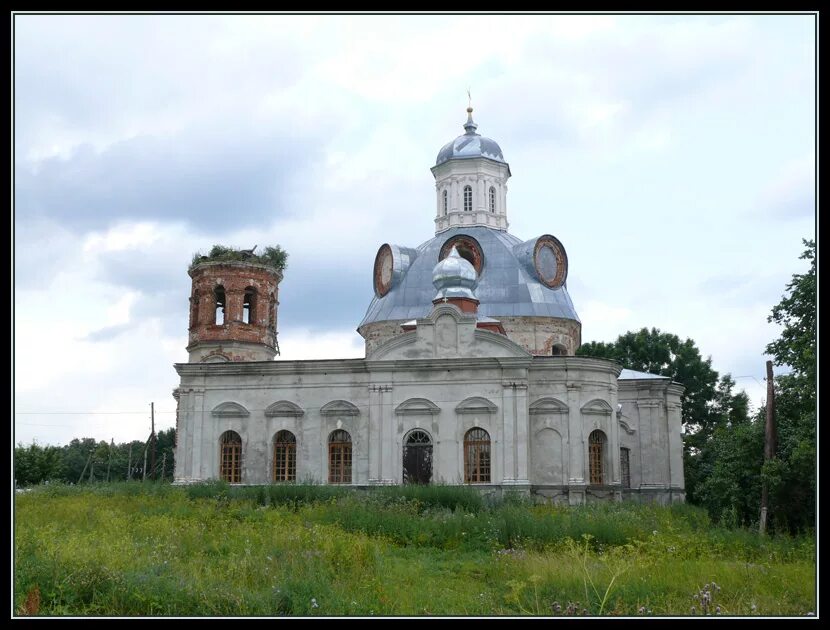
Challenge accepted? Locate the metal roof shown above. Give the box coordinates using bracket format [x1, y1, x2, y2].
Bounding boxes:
[434, 110, 507, 167]
[358, 226, 580, 328]
[618, 369, 670, 380]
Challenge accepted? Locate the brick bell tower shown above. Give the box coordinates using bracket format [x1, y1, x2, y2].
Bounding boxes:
[186, 253, 283, 363]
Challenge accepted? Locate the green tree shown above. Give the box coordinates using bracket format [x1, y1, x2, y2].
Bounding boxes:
[577, 328, 728, 446]
[577, 328, 750, 513]
[14, 442, 63, 486]
[763, 239, 816, 533]
[688, 238, 815, 532]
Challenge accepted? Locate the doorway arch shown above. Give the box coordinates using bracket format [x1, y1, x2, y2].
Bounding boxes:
[402, 429, 433, 485]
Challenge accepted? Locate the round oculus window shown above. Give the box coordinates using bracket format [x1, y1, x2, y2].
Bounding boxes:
[438, 235, 484, 276]
[534, 236, 568, 289]
[373, 244, 394, 297]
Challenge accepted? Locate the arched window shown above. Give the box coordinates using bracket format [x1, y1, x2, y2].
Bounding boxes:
[551, 344, 567, 356]
[190, 289, 200, 328]
[214, 286, 226, 325]
[219, 430, 242, 483]
[464, 427, 491, 483]
[328, 430, 352, 484]
[443, 189, 448, 215]
[403, 429, 433, 485]
[489, 186, 496, 213]
[243, 287, 257, 325]
[273, 430, 296, 482]
[463, 185, 472, 212]
[589, 430, 606, 485]
[620, 447, 631, 489]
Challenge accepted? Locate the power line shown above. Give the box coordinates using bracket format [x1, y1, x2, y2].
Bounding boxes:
[15, 411, 176, 415]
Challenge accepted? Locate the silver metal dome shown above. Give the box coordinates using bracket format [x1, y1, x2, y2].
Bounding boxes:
[435, 108, 507, 167]
[359, 226, 580, 328]
[432, 245, 478, 301]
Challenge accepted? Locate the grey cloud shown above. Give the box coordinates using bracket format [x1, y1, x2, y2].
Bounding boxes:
[15, 126, 326, 234]
[278, 265, 371, 333]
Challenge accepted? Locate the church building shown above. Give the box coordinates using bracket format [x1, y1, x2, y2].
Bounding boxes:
[172, 107, 686, 504]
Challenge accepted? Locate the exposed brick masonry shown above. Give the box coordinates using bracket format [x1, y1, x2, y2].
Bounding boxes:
[187, 261, 283, 362]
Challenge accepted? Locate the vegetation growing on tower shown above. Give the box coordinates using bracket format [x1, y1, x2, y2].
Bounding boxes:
[190, 244, 288, 272]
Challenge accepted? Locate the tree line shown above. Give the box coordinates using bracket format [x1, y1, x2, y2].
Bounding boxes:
[15, 428, 176, 486]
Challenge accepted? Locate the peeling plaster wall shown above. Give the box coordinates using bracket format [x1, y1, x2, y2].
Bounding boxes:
[174, 354, 683, 504]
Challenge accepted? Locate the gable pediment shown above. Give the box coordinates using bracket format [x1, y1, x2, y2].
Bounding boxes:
[455, 396, 498, 415]
[529, 397, 569, 415]
[368, 303, 530, 360]
[264, 400, 305, 418]
[320, 399, 361, 417]
[211, 401, 250, 418]
[395, 398, 441, 416]
[581, 399, 614, 415]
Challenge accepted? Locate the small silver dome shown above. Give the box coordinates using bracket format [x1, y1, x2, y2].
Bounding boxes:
[435, 108, 506, 167]
[432, 246, 477, 301]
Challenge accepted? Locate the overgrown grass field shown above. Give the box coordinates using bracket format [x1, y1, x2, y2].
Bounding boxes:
[14, 483, 815, 616]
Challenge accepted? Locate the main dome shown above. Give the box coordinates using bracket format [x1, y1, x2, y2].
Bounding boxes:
[435, 107, 507, 167]
[359, 226, 579, 326]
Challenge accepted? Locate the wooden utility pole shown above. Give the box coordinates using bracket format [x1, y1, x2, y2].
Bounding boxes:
[78, 452, 92, 484]
[142, 438, 148, 482]
[127, 442, 133, 481]
[150, 402, 157, 481]
[760, 360, 777, 534]
[106, 438, 114, 483]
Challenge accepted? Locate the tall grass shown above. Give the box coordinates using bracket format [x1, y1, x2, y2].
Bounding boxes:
[14, 483, 816, 616]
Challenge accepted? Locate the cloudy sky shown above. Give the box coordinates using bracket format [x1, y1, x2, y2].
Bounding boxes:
[13, 13, 815, 446]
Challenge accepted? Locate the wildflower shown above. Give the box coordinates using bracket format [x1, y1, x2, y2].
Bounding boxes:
[638, 606, 646, 615]
[751, 604, 757, 613]
[715, 606, 721, 615]
[690, 606, 696, 615]
[311, 598, 319, 609]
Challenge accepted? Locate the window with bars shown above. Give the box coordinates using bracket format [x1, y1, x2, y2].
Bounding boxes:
[620, 447, 631, 489]
[219, 430, 242, 483]
[273, 430, 296, 482]
[443, 189, 448, 215]
[464, 427, 491, 483]
[463, 185, 472, 212]
[328, 429, 352, 484]
[589, 430, 606, 485]
[489, 186, 496, 213]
